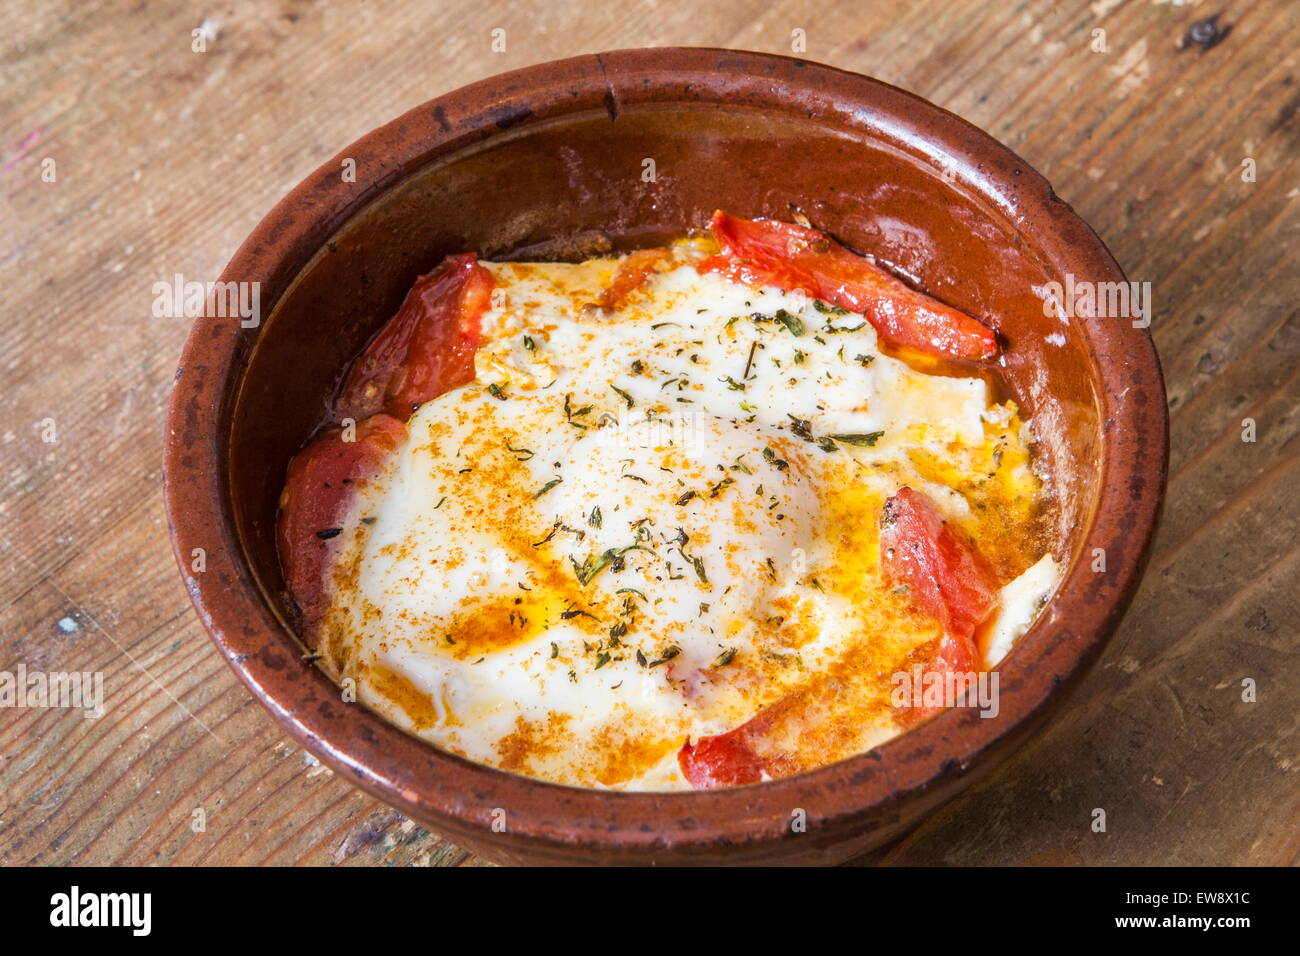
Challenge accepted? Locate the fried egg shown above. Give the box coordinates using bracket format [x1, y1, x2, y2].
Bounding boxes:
[315, 243, 1059, 790]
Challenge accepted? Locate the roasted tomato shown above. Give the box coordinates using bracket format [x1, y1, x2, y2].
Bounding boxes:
[678, 711, 772, 789]
[880, 486, 999, 725]
[600, 248, 666, 309]
[277, 414, 406, 633]
[880, 486, 999, 640]
[699, 211, 998, 360]
[337, 253, 494, 422]
[892, 628, 982, 730]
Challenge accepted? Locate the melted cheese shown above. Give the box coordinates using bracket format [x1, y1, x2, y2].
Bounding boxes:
[978, 554, 1061, 667]
[315, 244, 1057, 789]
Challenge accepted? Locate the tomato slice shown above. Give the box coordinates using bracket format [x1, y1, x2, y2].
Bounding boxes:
[699, 211, 998, 360]
[893, 629, 981, 731]
[600, 248, 666, 309]
[879, 486, 999, 725]
[880, 486, 999, 641]
[277, 414, 406, 633]
[338, 254, 494, 422]
[678, 711, 773, 789]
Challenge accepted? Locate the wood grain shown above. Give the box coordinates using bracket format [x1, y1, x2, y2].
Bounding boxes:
[1, 0, 1295, 866]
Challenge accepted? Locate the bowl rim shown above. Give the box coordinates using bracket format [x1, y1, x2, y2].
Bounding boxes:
[163, 46, 1168, 860]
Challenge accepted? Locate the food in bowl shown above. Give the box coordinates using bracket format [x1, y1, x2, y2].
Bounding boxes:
[276, 211, 1061, 791]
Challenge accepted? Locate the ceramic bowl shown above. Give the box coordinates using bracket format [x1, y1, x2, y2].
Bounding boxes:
[164, 48, 1167, 865]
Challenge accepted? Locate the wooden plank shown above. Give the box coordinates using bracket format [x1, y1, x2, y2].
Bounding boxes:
[1, 0, 1295, 865]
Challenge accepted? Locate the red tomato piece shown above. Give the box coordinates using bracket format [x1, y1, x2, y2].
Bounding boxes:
[600, 248, 666, 309]
[880, 486, 999, 641]
[880, 487, 998, 727]
[678, 714, 770, 789]
[277, 414, 406, 634]
[699, 211, 998, 360]
[337, 254, 494, 422]
[892, 630, 980, 730]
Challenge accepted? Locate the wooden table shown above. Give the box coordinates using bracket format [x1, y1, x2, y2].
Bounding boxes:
[2, 0, 1296, 866]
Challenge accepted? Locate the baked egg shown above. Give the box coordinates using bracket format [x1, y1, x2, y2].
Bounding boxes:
[283, 225, 1060, 791]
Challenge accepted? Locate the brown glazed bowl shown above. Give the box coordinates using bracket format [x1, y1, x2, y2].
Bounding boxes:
[164, 48, 1167, 865]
